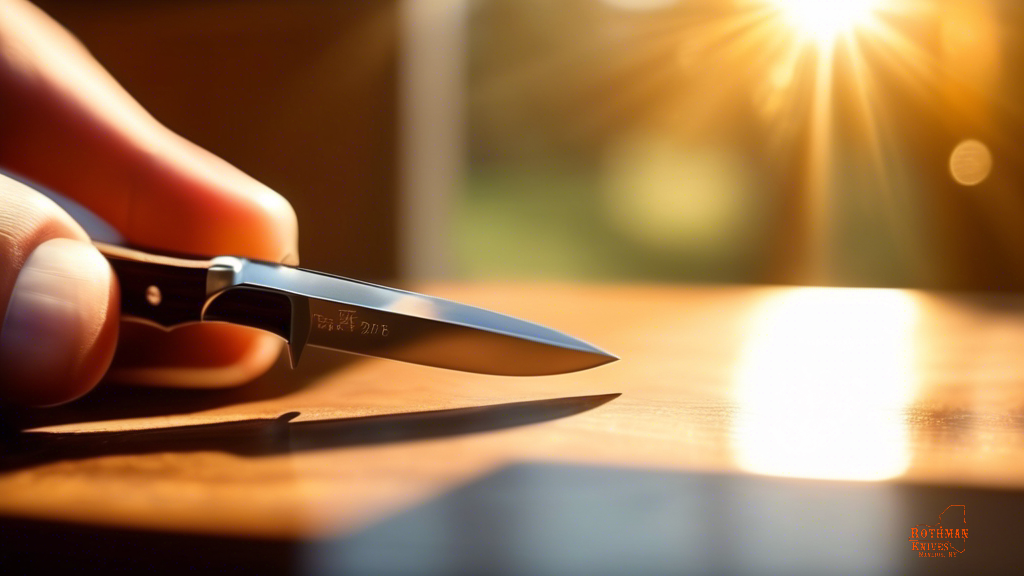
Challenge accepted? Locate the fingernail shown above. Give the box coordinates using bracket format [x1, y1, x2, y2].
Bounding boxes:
[0, 238, 117, 405]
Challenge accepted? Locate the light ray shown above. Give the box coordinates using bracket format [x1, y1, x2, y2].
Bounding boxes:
[773, 0, 884, 45]
[470, 0, 953, 280]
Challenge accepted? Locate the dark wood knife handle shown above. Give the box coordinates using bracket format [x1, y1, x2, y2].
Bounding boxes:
[95, 242, 212, 329]
[94, 242, 304, 365]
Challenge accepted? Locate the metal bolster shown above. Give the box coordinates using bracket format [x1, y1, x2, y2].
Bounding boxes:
[206, 256, 246, 297]
[202, 257, 311, 368]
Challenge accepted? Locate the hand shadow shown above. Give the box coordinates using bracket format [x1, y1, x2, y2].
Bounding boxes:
[0, 394, 620, 473]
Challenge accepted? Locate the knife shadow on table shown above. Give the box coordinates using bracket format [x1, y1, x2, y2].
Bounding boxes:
[0, 393, 620, 473]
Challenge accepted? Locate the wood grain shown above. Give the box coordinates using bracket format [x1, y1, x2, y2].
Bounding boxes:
[2, 284, 1024, 539]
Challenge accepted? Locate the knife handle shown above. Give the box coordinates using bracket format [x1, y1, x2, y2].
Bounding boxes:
[95, 242, 298, 353]
[95, 242, 213, 329]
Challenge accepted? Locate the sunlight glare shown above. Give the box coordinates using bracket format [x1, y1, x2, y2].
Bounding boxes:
[771, 0, 884, 45]
[733, 288, 918, 481]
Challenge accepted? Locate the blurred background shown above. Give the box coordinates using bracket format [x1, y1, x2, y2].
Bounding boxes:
[35, 0, 1024, 289]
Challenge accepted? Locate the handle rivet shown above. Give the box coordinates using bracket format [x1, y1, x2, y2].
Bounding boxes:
[146, 285, 162, 306]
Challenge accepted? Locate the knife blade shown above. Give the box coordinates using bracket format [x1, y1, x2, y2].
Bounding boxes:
[96, 242, 617, 376]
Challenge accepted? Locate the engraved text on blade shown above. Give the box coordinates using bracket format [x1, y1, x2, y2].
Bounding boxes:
[313, 309, 389, 337]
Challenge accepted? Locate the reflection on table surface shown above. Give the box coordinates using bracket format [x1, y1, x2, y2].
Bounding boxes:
[2, 284, 1024, 572]
[734, 288, 919, 481]
[309, 463, 1016, 576]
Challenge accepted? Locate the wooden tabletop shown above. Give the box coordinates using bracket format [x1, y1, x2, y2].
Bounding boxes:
[2, 283, 1024, 543]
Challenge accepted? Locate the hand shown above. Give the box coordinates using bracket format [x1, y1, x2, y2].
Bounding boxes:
[0, 0, 299, 406]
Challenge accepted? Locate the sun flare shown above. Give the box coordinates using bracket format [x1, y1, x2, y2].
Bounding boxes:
[772, 0, 884, 45]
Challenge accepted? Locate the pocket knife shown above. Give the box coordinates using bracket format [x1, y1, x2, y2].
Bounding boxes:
[16, 175, 617, 377]
[94, 242, 617, 376]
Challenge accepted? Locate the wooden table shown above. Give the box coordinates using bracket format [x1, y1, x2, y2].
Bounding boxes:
[2, 284, 1023, 573]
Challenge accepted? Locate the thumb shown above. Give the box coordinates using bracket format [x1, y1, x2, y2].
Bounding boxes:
[0, 177, 119, 406]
